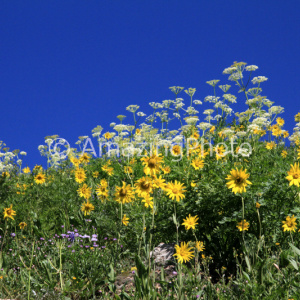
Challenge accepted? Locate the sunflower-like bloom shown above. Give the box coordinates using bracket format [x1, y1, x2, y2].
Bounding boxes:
[141, 195, 154, 209]
[2, 172, 10, 178]
[165, 180, 186, 202]
[182, 214, 199, 230]
[286, 163, 300, 187]
[283, 131, 289, 138]
[173, 242, 194, 264]
[104, 132, 113, 140]
[152, 175, 166, 190]
[298, 148, 300, 160]
[74, 168, 86, 184]
[19, 222, 27, 229]
[102, 165, 114, 176]
[195, 241, 205, 252]
[196, 147, 209, 159]
[34, 173, 46, 184]
[141, 153, 163, 176]
[162, 166, 171, 174]
[266, 141, 276, 150]
[115, 182, 134, 204]
[23, 167, 31, 174]
[79, 153, 91, 164]
[122, 214, 129, 226]
[81, 200, 95, 216]
[272, 127, 282, 137]
[171, 145, 182, 156]
[276, 117, 285, 126]
[191, 158, 204, 170]
[236, 219, 250, 231]
[226, 168, 252, 194]
[281, 150, 288, 158]
[70, 156, 80, 168]
[3, 204, 16, 220]
[135, 177, 153, 197]
[124, 166, 133, 174]
[96, 180, 109, 199]
[77, 184, 92, 200]
[214, 145, 226, 160]
[135, 128, 141, 135]
[33, 165, 43, 171]
[282, 215, 297, 232]
[92, 171, 99, 178]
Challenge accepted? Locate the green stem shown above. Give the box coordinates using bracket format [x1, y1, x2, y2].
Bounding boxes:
[174, 201, 179, 245]
[27, 241, 35, 300]
[59, 241, 64, 292]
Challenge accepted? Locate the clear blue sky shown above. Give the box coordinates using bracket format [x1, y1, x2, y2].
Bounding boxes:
[1, 0, 300, 168]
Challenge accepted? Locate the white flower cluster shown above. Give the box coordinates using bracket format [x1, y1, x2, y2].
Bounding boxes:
[193, 100, 202, 105]
[252, 117, 270, 127]
[204, 96, 220, 103]
[197, 122, 212, 131]
[245, 65, 258, 71]
[229, 72, 243, 81]
[223, 67, 238, 74]
[269, 106, 284, 115]
[223, 94, 237, 103]
[126, 105, 140, 113]
[252, 76, 268, 84]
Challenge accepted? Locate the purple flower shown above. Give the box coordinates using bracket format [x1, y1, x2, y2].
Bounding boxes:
[102, 246, 106, 249]
[61, 225, 64, 228]
[172, 271, 177, 275]
[72, 250, 75, 253]
[61, 234, 67, 238]
[40, 237, 44, 241]
[11, 233, 16, 237]
[91, 234, 98, 242]
[93, 244, 99, 247]
[104, 237, 107, 240]
[113, 238, 117, 241]
[68, 232, 75, 243]
[85, 245, 89, 248]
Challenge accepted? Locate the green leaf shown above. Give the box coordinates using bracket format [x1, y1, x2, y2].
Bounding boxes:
[245, 255, 252, 272]
[288, 258, 298, 270]
[242, 271, 251, 281]
[172, 213, 177, 226]
[289, 243, 300, 256]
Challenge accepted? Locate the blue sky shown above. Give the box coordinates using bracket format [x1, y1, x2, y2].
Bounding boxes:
[1, 0, 300, 168]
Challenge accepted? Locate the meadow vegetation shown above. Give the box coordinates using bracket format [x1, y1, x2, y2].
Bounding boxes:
[1, 62, 300, 299]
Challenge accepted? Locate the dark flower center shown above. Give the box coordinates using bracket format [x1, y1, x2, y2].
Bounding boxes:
[119, 188, 127, 197]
